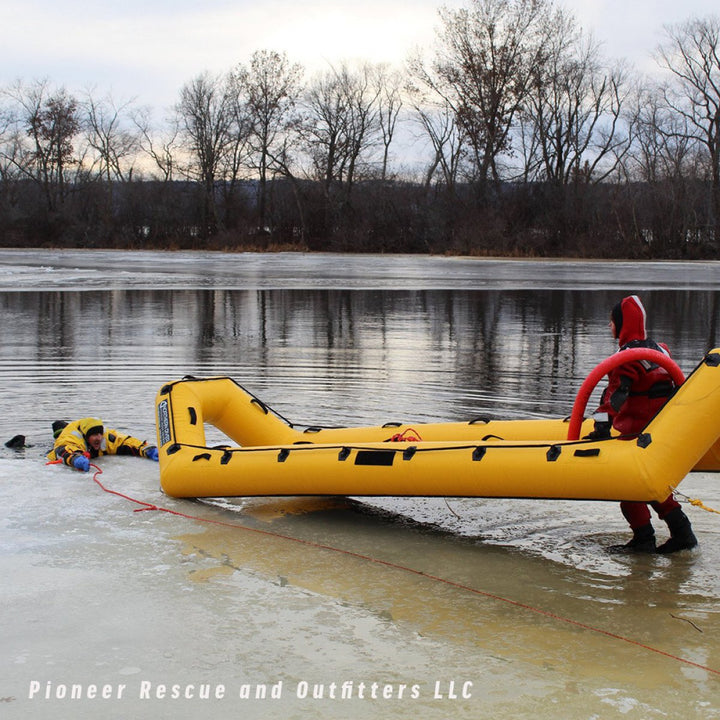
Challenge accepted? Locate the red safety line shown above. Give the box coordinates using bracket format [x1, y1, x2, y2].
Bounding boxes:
[88, 464, 720, 678]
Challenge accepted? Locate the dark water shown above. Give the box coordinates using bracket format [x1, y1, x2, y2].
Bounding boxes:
[2, 286, 720, 436]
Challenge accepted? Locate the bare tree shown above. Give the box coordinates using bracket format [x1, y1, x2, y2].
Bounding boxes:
[83, 90, 140, 183]
[341, 62, 382, 200]
[375, 64, 404, 181]
[133, 106, 179, 183]
[619, 80, 711, 253]
[82, 89, 141, 225]
[412, 0, 553, 193]
[627, 84, 700, 184]
[6, 79, 81, 212]
[413, 99, 467, 191]
[233, 50, 303, 232]
[519, 7, 631, 185]
[302, 62, 382, 208]
[303, 69, 347, 196]
[176, 71, 235, 236]
[0, 97, 22, 180]
[656, 15, 720, 238]
[0, 97, 23, 229]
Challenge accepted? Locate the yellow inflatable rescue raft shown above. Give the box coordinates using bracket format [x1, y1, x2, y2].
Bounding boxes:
[155, 349, 720, 501]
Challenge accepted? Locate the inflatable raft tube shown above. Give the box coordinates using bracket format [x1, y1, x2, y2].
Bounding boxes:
[155, 350, 720, 500]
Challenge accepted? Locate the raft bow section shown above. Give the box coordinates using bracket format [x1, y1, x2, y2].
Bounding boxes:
[155, 351, 720, 501]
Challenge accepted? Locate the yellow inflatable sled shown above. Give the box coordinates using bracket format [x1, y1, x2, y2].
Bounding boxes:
[155, 349, 720, 501]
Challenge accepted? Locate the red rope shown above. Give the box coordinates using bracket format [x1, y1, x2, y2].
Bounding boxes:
[88, 463, 720, 678]
[388, 428, 422, 442]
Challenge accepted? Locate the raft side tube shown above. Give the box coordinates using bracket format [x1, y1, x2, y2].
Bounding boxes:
[155, 350, 720, 500]
[156, 376, 300, 450]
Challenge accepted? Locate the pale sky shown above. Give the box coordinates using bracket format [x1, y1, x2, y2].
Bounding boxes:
[1, 0, 716, 110]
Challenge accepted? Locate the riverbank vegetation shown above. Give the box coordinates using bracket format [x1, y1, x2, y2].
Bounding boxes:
[1, 0, 719, 259]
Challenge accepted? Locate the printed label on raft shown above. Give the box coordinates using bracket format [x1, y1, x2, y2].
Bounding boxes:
[157, 399, 171, 447]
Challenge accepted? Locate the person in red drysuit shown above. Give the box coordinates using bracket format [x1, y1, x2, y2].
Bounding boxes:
[587, 295, 698, 553]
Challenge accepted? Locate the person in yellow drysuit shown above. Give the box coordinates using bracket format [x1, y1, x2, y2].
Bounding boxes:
[47, 417, 159, 472]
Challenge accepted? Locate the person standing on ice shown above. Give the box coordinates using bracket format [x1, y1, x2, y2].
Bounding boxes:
[47, 418, 159, 471]
[587, 294, 698, 554]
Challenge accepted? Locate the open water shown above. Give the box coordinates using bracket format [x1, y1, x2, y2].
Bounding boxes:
[1, 249, 719, 719]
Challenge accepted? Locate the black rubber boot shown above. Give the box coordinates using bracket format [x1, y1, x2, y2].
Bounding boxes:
[4, 434, 26, 449]
[52, 420, 68, 440]
[609, 523, 656, 553]
[657, 508, 698, 554]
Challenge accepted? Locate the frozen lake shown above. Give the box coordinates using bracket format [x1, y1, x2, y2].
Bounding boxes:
[1, 249, 719, 718]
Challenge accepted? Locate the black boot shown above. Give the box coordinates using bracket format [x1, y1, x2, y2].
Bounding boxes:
[657, 508, 697, 554]
[4, 434, 26, 449]
[52, 420, 68, 440]
[609, 523, 656, 553]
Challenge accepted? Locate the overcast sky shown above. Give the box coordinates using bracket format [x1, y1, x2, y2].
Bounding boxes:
[1, 0, 716, 110]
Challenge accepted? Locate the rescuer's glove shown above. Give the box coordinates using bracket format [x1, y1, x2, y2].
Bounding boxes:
[72, 454, 90, 472]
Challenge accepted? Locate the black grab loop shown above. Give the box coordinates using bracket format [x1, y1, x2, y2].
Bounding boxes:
[546, 445, 562, 462]
[403, 446, 417, 461]
[636, 433, 652, 448]
[469, 416, 490, 425]
[705, 352, 720, 367]
[250, 398, 269, 414]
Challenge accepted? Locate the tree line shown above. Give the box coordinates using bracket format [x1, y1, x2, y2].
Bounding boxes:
[1, 0, 719, 258]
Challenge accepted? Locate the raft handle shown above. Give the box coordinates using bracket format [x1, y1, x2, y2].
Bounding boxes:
[382, 422, 402, 428]
[546, 445, 561, 462]
[192, 452, 212, 462]
[567, 348, 685, 441]
[251, 398, 270, 414]
[472, 447, 486, 461]
[637, 433, 652, 448]
[278, 449, 290, 462]
[574, 448, 600, 457]
[338, 447, 351, 461]
[705, 352, 720, 367]
[403, 446, 417, 460]
[469, 416, 490, 425]
[188, 407, 197, 425]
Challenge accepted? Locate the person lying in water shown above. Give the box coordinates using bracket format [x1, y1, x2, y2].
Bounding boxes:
[47, 418, 159, 472]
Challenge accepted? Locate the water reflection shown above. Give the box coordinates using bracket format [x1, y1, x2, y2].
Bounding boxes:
[2, 288, 719, 434]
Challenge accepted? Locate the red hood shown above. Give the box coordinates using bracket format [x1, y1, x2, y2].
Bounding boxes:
[616, 295, 647, 345]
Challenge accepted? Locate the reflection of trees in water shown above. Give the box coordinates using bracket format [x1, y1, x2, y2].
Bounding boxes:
[2, 288, 718, 420]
